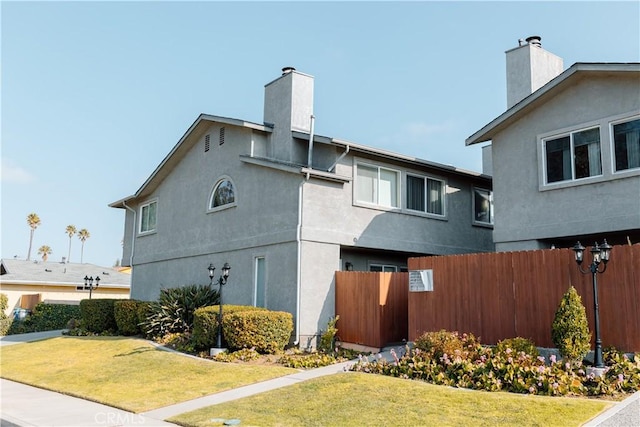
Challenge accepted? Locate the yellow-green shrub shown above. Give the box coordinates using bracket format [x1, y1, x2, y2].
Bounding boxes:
[223, 310, 293, 354]
[192, 305, 266, 349]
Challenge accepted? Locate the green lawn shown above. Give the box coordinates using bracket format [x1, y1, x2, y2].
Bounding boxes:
[1, 336, 612, 426]
[170, 373, 611, 427]
[0, 336, 297, 412]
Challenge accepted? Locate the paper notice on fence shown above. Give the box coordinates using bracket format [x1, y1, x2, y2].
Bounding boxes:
[409, 270, 433, 292]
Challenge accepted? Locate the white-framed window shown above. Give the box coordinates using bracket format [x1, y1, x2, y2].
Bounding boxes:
[473, 188, 493, 225]
[209, 177, 236, 212]
[355, 163, 400, 208]
[254, 256, 266, 308]
[612, 117, 640, 172]
[406, 174, 445, 216]
[139, 200, 157, 234]
[369, 264, 397, 272]
[543, 127, 602, 184]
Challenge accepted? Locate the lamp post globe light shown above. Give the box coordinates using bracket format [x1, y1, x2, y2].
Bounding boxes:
[83, 275, 100, 300]
[207, 262, 231, 355]
[571, 240, 612, 371]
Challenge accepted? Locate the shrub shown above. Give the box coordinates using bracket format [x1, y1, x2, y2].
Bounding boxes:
[350, 330, 640, 398]
[0, 318, 12, 336]
[0, 293, 8, 319]
[140, 285, 219, 338]
[414, 330, 480, 362]
[114, 300, 142, 335]
[192, 305, 266, 349]
[223, 310, 293, 354]
[214, 348, 262, 363]
[552, 286, 591, 365]
[7, 303, 81, 335]
[80, 299, 117, 333]
[318, 315, 340, 353]
[496, 337, 539, 358]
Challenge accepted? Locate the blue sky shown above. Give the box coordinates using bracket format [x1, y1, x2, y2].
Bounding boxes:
[2, 1, 639, 267]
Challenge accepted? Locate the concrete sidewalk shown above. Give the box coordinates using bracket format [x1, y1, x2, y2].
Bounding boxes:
[1, 331, 638, 427]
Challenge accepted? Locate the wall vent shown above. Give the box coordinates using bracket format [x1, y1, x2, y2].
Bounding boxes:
[205, 134, 210, 152]
[219, 127, 225, 145]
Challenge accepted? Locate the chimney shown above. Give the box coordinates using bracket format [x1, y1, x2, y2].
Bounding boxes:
[505, 36, 564, 108]
[263, 67, 314, 162]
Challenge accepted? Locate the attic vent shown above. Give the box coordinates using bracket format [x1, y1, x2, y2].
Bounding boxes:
[205, 134, 210, 152]
[219, 127, 225, 145]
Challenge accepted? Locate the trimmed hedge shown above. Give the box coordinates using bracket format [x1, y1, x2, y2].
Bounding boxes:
[0, 318, 12, 336]
[223, 310, 293, 354]
[192, 305, 266, 349]
[7, 303, 81, 335]
[79, 299, 117, 333]
[114, 300, 142, 335]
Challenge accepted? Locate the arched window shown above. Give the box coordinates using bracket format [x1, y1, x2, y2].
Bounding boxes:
[209, 177, 236, 210]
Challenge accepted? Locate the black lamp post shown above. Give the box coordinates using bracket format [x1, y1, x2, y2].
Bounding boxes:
[83, 275, 100, 299]
[572, 240, 612, 369]
[207, 263, 231, 350]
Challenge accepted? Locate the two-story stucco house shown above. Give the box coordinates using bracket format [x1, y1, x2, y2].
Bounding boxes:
[110, 67, 493, 347]
[467, 36, 640, 252]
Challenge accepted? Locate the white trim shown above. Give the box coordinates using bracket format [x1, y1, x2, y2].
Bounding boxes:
[610, 114, 640, 175]
[405, 172, 447, 218]
[472, 187, 494, 227]
[353, 159, 401, 210]
[138, 199, 158, 235]
[207, 175, 237, 213]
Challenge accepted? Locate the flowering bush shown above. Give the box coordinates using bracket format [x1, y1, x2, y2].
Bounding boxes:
[350, 332, 639, 398]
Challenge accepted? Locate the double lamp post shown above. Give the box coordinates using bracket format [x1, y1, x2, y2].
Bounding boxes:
[571, 240, 612, 369]
[208, 263, 231, 353]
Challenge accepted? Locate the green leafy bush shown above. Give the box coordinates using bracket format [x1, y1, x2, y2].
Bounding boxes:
[496, 337, 539, 358]
[192, 305, 266, 349]
[214, 348, 262, 363]
[8, 303, 81, 335]
[80, 299, 117, 333]
[552, 286, 591, 365]
[223, 310, 293, 354]
[141, 285, 219, 338]
[114, 300, 142, 335]
[319, 315, 340, 353]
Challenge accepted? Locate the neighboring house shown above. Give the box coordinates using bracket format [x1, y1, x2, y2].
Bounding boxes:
[467, 36, 640, 251]
[0, 258, 131, 317]
[110, 67, 493, 348]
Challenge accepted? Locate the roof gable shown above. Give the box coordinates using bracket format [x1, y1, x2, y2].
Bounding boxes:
[466, 63, 640, 146]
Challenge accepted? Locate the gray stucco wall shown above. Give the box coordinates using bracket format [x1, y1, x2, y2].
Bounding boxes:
[491, 75, 640, 249]
[120, 118, 494, 344]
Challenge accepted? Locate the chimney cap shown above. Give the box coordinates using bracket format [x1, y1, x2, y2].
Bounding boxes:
[281, 66, 296, 75]
[525, 36, 542, 47]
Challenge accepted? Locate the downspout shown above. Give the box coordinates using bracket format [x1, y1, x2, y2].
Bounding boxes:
[306, 115, 315, 168]
[328, 145, 350, 172]
[294, 178, 306, 346]
[122, 200, 136, 268]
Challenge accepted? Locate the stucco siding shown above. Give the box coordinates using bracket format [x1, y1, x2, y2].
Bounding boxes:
[491, 75, 640, 248]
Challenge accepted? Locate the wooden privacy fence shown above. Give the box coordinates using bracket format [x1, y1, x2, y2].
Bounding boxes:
[335, 271, 408, 349]
[408, 244, 640, 352]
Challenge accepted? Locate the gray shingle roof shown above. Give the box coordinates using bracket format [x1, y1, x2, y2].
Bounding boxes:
[0, 259, 130, 288]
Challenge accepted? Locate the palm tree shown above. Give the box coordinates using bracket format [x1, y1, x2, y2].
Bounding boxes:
[26, 213, 41, 261]
[37, 245, 52, 262]
[78, 228, 90, 263]
[65, 225, 77, 263]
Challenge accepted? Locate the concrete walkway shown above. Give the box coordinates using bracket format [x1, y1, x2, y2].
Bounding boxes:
[1, 331, 638, 426]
